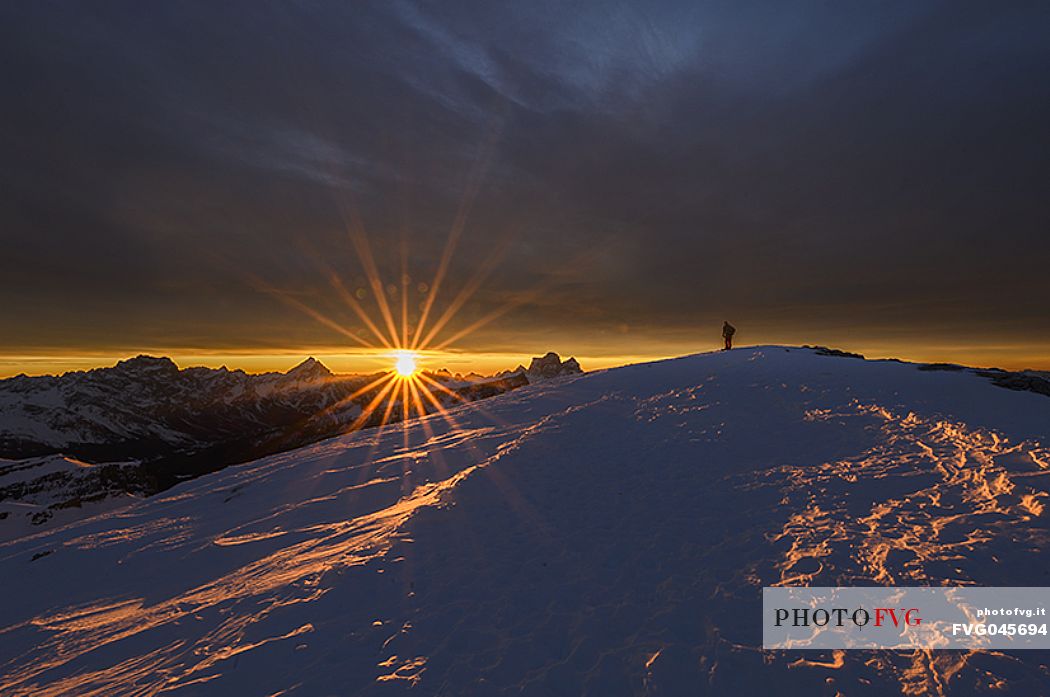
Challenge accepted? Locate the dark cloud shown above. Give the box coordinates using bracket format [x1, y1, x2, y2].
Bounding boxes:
[2, 1, 1049, 363]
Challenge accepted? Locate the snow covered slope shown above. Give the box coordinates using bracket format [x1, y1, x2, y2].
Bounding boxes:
[1, 347, 1048, 696]
[0, 456, 141, 542]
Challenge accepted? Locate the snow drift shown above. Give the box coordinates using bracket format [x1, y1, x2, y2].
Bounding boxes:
[1, 347, 1048, 695]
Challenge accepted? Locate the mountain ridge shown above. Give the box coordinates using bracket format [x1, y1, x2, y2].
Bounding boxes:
[0, 352, 575, 536]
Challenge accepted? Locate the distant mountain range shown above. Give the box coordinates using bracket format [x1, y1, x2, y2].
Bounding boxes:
[0, 352, 582, 536]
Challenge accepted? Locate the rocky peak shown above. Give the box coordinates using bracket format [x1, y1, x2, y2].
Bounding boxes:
[285, 357, 333, 380]
[525, 352, 583, 381]
[111, 355, 179, 375]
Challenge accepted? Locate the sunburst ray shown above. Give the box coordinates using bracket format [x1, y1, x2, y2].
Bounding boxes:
[411, 121, 503, 350]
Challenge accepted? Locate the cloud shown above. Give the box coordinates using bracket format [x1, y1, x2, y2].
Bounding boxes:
[1, 0, 1048, 359]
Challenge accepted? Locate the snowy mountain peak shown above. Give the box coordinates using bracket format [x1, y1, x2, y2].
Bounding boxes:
[285, 357, 332, 380]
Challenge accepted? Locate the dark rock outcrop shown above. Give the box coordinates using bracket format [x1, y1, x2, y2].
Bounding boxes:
[803, 346, 866, 360]
[918, 363, 966, 372]
[976, 370, 1050, 398]
[525, 352, 584, 381]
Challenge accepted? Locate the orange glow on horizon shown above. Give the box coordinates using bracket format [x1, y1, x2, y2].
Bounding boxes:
[2, 339, 1049, 380]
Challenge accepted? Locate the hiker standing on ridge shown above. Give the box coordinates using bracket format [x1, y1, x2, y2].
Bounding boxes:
[722, 321, 736, 350]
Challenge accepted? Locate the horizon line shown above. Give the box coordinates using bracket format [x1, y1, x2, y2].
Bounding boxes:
[2, 342, 1048, 380]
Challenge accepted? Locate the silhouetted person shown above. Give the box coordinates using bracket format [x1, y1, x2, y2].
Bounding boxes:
[722, 321, 736, 350]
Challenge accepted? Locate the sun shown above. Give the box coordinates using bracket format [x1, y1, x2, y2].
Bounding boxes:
[394, 351, 417, 377]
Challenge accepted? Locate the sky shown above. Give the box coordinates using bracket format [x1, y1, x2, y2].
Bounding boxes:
[2, 0, 1049, 377]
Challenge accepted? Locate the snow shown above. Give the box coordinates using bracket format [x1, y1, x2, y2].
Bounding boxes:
[0, 455, 96, 487]
[0, 492, 140, 547]
[0, 456, 142, 543]
[0, 347, 1048, 695]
